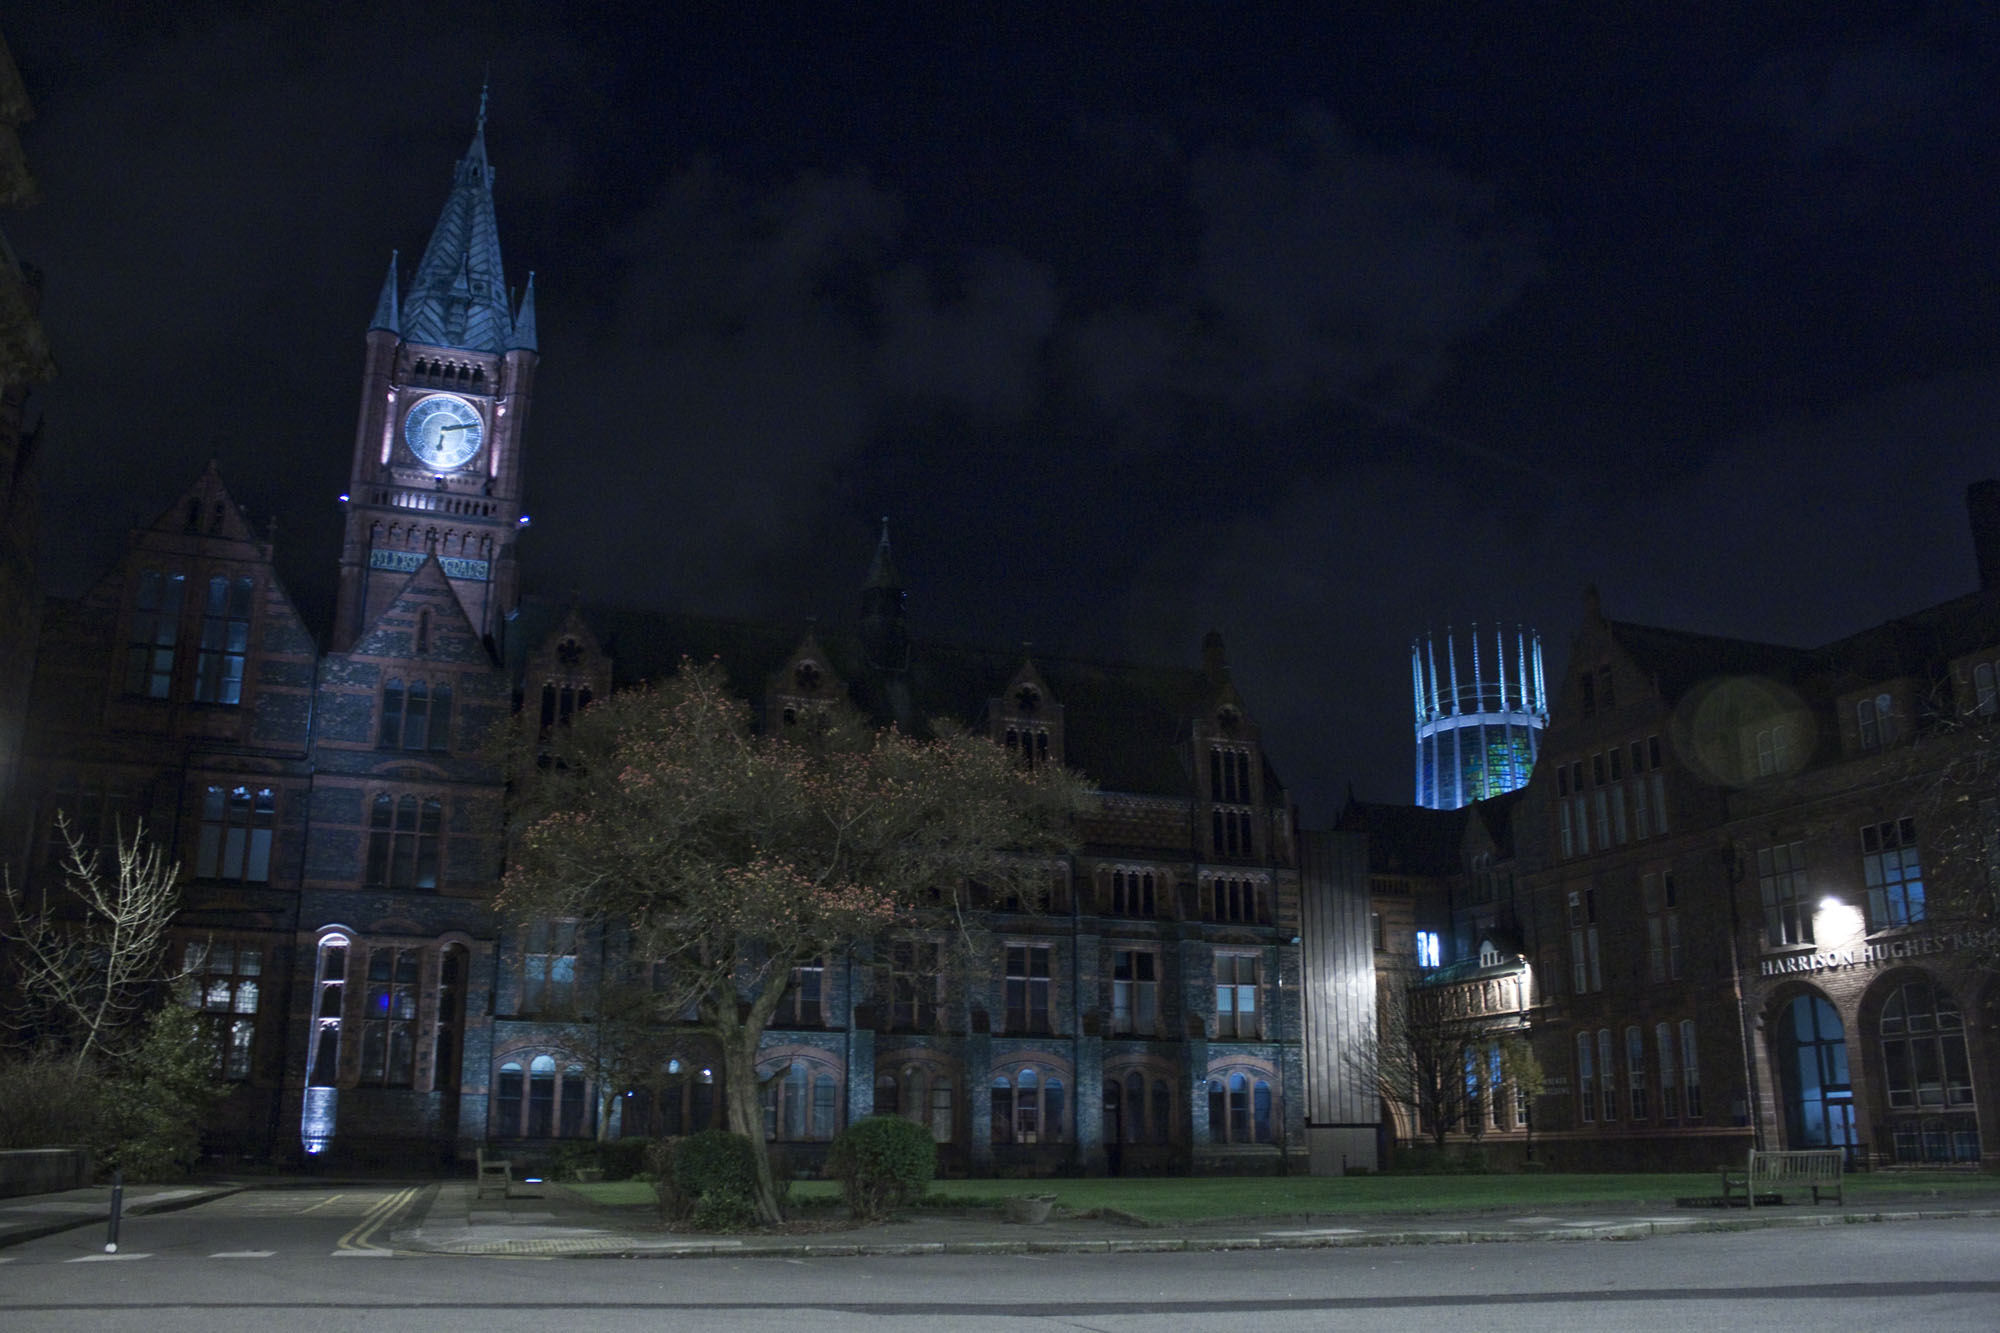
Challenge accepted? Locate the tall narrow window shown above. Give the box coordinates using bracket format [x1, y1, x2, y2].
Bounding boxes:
[1862, 818, 1925, 929]
[1005, 944, 1051, 1034]
[1568, 890, 1601, 993]
[193, 575, 254, 704]
[1597, 1029, 1616, 1121]
[359, 946, 419, 1087]
[1215, 954, 1259, 1039]
[1626, 1025, 1647, 1119]
[1657, 1021, 1680, 1119]
[782, 956, 825, 1027]
[366, 794, 442, 889]
[1681, 1019, 1702, 1118]
[197, 784, 276, 882]
[528, 1055, 557, 1136]
[523, 921, 577, 1013]
[1111, 949, 1158, 1035]
[1758, 841, 1813, 946]
[126, 569, 186, 698]
[887, 940, 941, 1030]
[307, 935, 348, 1089]
[434, 945, 467, 1092]
[184, 941, 260, 1080]
[1576, 1031, 1596, 1124]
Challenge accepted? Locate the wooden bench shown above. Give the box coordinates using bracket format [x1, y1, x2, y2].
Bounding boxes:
[475, 1148, 512, 1200]
[1721, 1148, 1845, 1209]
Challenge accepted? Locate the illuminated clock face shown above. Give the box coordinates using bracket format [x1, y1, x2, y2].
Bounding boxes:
[403, 394, 485, 469]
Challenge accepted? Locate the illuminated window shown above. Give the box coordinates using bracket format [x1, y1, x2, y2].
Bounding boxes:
[1214, 954, 1260, 1038]
[358, 946, 420, 1087]
[126, 569, 186, 698]
[1757, 841, 1812, 946]
[197, 784, 275, 882]
[1415, 930, 1441, 970]
[306, 935, 349, 1090]
[184, 941, 260, 1080]
[1862, 818, 1925, 929]
[521, 921, 577, 1013]
[1204, 1071, 1273, 1143]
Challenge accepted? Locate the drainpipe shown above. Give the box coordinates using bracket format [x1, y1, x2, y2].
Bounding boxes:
[1723, 845, 1764, 1150]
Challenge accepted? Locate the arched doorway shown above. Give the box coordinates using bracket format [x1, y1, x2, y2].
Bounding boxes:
[1775, 991, 1858, 1159]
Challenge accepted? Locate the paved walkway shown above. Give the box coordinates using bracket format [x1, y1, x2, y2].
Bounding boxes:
[6, 1176, 1999, 1259]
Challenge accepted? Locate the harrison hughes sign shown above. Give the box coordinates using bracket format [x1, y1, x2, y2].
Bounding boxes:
[1759, 926, 2000, 979]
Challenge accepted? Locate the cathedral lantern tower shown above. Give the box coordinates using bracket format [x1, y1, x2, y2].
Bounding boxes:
[332, 93, 538, 652]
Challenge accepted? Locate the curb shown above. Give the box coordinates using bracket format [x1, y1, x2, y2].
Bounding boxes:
[0, 1185, 245, 1251]
[391, 1203, 2000, 1260]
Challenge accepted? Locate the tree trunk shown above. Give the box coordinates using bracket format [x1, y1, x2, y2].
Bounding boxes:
[721, 1029, 783, 1224]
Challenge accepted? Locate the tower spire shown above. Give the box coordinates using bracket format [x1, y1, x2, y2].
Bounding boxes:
[398, 90, 515, 352]
[369, 250, 400, 334]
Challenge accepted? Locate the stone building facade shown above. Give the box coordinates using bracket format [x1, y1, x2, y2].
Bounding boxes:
[1371, 496, 2000, 1170]
[11, 109, 1305, 1175]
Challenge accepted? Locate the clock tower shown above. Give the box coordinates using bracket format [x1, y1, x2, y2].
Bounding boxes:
[332, 95, 538, 653]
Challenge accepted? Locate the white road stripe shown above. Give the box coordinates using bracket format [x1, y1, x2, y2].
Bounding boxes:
[68, 1253, 150, 1262]
[330, 1249, 393, 1258]
[209, 1250, 276, 1258]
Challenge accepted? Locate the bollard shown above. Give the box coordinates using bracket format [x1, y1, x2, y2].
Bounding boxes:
[106, 1169, 123, 1254]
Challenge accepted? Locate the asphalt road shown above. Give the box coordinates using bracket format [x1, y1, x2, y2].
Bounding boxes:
[1, 1189, 1997, 1331]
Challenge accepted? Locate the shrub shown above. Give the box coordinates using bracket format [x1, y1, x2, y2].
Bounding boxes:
[827, 1115, 935, 1220]
[651, 1130, 760, 1230]
[597, 1136, 651, 1181]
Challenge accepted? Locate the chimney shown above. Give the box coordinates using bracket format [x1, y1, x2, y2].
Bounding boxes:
[1969, 481, 2000, 591]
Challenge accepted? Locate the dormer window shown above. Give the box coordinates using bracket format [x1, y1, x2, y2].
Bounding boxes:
[1479, 939, 1500, 967]
[1857, 693, 1895, 751]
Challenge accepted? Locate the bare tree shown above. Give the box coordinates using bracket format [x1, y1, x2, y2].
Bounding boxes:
[1, 816, 186, 1073]
[1360, 960, 1483, 1150]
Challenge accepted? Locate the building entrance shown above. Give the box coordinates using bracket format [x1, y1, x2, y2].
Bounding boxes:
[1776, 992, 1859, 1160]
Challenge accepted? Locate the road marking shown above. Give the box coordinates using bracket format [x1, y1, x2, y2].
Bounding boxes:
[331, 1249, 394, 1258]
[335, 1185, 418, 1255]
[209, 1250, 276, 1258]
[300, 1193, 347, 1213]
[68, 1253, 150, 1262]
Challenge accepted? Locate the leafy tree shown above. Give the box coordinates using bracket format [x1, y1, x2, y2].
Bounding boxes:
[500, 658, 1088, 1223]
[1, 816, 186, 1073]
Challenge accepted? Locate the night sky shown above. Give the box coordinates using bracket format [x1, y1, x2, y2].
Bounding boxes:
[10, 5, 2000, 823]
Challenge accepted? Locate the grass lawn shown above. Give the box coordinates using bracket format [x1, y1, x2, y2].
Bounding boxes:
[565, 1169, 2000, 1223]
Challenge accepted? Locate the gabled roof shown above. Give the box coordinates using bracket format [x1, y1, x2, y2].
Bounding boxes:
[350, 555, 491, 666]
[397, 97, 527, 355]
[1333, 796, 1468, 878]
[1605, 619, 1809, 704]
[505, 596, 1261, 800]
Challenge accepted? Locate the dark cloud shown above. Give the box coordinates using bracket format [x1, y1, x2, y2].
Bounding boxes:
[10, 6, 2000, 823]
